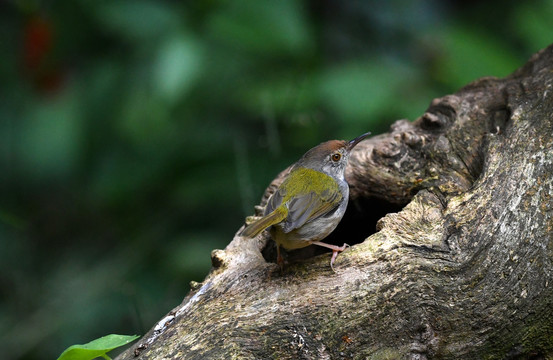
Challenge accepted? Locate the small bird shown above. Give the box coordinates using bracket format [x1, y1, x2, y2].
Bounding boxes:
[240, 132, 371, 270]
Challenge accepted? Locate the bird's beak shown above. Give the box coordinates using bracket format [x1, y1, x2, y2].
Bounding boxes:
[347, 131, 371, 150]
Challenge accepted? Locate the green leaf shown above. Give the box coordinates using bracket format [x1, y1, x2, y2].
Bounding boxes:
[19, 89, 83, 180]
[434, 25, 520, 88]
[57, 334, 140, 360]
[512, 0, 553, 52]
[318, 60, 415, 121]
[94, 1, 179, 42]
[154, 34, 204, 104]
[208, 1, 312, 55]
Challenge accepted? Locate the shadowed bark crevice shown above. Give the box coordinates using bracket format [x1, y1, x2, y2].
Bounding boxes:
[117, 44, 553, 360]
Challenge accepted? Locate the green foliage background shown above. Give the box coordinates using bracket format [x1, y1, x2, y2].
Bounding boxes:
[0, 0, 551, 359]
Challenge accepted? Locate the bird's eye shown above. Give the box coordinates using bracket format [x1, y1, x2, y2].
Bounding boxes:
[331, 153, 341, 162]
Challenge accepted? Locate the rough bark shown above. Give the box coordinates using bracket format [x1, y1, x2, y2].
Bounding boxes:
[117, 45, 553, 360]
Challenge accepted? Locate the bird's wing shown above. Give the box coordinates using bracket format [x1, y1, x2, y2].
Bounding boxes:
[239, 183, 288, 238]
[281, 171, 343, 233]
[241, 167, 342, 236]
[239, 206, 287, 238]
[264, 185, 285, 216]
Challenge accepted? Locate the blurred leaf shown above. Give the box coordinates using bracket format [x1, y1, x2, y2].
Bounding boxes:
[94, 0, 179, 42]
[318, 60, 414, 121]
[173, 162, 237, 209]
[18, 90, 83, 180]
[208, 0, 312, 55]
[56, 334, 139, 360]
[434, 25, 520, 88]
[154, 34, 204, 104]
[239, 75, 318, 116]
[512, 0, 553, 52]
[118, 86, 171, 146]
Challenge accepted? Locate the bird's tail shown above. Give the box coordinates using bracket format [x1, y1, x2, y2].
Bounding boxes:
[240, 207, 287, 238]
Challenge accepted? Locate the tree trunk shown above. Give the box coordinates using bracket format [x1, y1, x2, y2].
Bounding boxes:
[117, 44, 553, 360]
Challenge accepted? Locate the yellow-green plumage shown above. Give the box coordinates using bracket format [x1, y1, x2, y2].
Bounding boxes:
[241, 167, 342, 238]
[280, 167, 341, 204]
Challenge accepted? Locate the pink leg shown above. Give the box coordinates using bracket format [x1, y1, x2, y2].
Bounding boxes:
[311, 241, 349, 271]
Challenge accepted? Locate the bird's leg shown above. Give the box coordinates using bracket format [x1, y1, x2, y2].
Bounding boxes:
[276, 245, 285, 271]
[311, 241, 349, 271]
